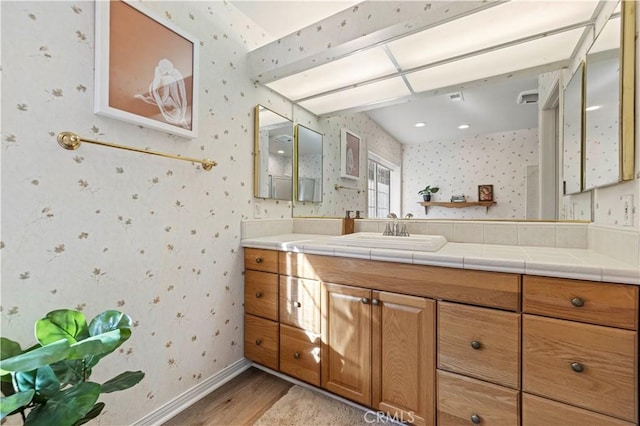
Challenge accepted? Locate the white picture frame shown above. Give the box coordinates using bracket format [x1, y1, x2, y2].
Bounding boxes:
[340, 129, 361, 180]
[94, 0, 199, 139]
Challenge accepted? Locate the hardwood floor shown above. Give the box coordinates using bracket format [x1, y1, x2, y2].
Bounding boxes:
[163, 367, 293, 426]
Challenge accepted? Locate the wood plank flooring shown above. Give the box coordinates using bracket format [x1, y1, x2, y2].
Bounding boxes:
[163, 367, 293, 426]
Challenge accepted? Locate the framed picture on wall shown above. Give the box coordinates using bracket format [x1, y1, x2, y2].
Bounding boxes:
[340, 129, 361, 180]
[478, 184, 494, 201]
[95, 0, 199, 139]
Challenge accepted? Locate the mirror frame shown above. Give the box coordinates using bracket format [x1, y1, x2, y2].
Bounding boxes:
[620, 0, 635, 181]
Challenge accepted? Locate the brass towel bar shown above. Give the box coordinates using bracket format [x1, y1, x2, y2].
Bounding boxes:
[56, 132, 216, 171]
[334, 184, 361, 194]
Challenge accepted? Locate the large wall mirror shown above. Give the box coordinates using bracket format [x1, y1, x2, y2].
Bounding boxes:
[584, 1, 635, 190]
[295, 124, 323, 203]
[563, 62, 584, 195]
[254, 105, 294, 200]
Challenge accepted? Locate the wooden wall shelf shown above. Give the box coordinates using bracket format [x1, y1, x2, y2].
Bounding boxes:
[419, 201, 497, 214]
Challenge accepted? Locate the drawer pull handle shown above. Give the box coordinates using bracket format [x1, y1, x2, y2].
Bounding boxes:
[255, 257, 263, 264]
[361, 297, 370, 304]
[255, 339, 262, 346]
[255, 292, 263, 299]
[571, 362, 584, 373]
[470, 341, 481, 350]
[470, 414, 481, 424]
[295, 302, 302, 308]
[293, 352, 301, 360]
[371, 299, 379, 306]
[571, 297, 585, 308]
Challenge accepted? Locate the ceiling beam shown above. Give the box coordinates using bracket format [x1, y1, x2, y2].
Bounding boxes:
[247, 0, 506, 84]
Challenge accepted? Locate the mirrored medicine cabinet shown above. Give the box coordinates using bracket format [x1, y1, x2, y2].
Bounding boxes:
[254, 105, 294, 201]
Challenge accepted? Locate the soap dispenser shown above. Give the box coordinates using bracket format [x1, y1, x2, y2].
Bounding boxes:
[342, 210, 355, 235]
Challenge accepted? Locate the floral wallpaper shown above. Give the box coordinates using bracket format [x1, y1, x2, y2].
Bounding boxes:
[1, 1, 290, 424]
[403, 128, 539, 219]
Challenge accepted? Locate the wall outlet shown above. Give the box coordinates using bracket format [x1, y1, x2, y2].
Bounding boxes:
[622, 194, 633, 226]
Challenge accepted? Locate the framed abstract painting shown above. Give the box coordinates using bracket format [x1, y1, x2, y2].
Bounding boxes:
[340, 129, 361, 180]
[95, 0, 199, 138]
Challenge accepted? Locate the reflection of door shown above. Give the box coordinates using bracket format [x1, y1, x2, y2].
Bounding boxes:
[540, 81, 559, 219]
[270, 175, 292, 200]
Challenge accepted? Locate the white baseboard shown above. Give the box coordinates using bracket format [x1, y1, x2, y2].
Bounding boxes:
[132, 358, 252, 425]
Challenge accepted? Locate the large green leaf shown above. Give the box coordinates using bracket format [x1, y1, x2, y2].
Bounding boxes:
[24, 382, 101, 426]
[67, 330, 122, 360]
[73, 402, 105, 426]
[36, 310, 89, 346]
[88, 310, 132, 346]
[50, 359, 85, 386]
[15, 365, 60, 396]
[100, 370, 145, 393]
[0, 389, 35, 419]
[0, 339, 70, 374]
[1, 337, 22, 360]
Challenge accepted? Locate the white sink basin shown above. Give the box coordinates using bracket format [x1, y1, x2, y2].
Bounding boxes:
[328, 232, 447, 252]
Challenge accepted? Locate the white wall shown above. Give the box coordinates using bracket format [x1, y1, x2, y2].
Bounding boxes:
[402, 128, 539, 219]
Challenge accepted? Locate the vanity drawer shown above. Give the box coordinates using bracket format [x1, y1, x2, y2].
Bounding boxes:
[523, 314, 637, 422]
[438, 302, 520, 389]
[244, 248, 279, 273]
[523, 276, 638, 330]
[437, 370, 519, 426]
[522, 393, 635, 426]
[279, 324, 321, 386]
[244, 314, 279, 370]
[279, 276, 321, 333]
[244, 270, 278, 321]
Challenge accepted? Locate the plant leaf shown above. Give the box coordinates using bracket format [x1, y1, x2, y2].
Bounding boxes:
[73, 402, 105, 426]
[100, 370, 145, 393]
[67, 330, 122, 360]
[0, 339, 70, 374]
[36, 310, 89, 346]
[24, 382, 101, 426]
[50, 359, 85, 387]
[0, 390, 35, 419]
[15, 365, 60, 397]
[88, 310, 132, 346]
[1, 338, 22, 360]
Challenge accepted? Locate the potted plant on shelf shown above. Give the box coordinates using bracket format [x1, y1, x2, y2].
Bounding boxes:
[418, 185, 439, 201]
[0, 308, 145, 425]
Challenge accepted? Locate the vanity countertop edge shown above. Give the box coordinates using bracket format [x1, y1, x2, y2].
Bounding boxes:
[241, 233, 640, 285]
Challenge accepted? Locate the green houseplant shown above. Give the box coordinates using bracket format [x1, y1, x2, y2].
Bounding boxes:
[418, 185, 439, 201]
[0, 309, 144, 425]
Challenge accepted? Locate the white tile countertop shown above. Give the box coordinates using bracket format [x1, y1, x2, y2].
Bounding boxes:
[241, 233, 640, 285]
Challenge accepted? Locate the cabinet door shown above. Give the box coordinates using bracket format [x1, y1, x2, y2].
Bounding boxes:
[321, 282, 372, 406]
[372, 291, 435, 426]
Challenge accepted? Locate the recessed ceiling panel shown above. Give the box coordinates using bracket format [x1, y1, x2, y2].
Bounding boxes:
[266, 47, 398, 101]
[299, 78, 411, 116]
[387, 1, 598, 70]
[406, 28, 584, 94]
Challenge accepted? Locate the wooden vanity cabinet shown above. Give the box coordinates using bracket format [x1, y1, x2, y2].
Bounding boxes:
[321, 282, 435, 426]
[243, 248, 280, 370]
[522, 276, 639, 424]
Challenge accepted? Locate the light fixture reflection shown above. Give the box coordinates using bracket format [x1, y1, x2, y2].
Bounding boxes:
[585, 105, 602, 112]
[414, 122, 426, 128]
[458, 124, 470, 129]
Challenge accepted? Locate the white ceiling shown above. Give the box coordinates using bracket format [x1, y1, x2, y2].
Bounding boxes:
[230, 1, 603, 144]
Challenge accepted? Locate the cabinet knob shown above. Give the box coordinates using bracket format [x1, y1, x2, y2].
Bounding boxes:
[255, 292, 263, 299]
[295, 301, 302, 308]
[470, 414, 481, 424]
[255, 257, 263, 264]
[255, 339, 262, 346]
[293, 352, 301, 359]
[470, 340, 481, 350]
[371, 299, 379, 306]
[361, 297, 370, 304]
[571, 297, 585, 308]
[571, 362, 584, 373]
